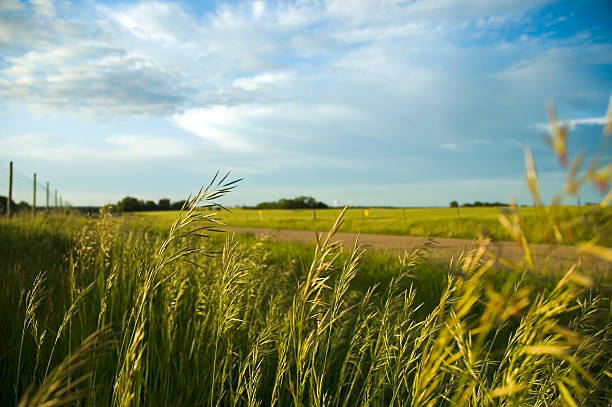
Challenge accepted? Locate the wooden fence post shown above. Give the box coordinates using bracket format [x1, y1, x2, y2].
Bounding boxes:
[33, 173, 36, 216]
[7, 161, 13, 219]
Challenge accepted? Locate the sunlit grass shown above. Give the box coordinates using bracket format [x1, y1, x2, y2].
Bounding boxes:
[135, 205, 611, 245]
[2, 203, 611, 406]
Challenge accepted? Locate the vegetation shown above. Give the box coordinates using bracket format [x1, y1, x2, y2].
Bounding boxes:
[115, 197, 187, 212]
[460, 201, 508, 207]
[2, 190, 612, 406]
[252, 196, 328, 209]
[136, 205, 612, 245]
[2, 100, 612, 406]
[450, 200, 508, 208]
[0, 197, 37, 215]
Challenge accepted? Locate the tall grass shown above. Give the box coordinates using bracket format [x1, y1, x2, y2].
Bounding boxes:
[2, 101, 612, 406]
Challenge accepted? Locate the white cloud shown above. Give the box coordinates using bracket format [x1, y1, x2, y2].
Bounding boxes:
[30, 0, 55, 17]
[495, 43, 612, 84]
[0, 133, 76, 159]
[535, 117, 607, 133]
[101, 1, 197, 43]
[334, 23, 426, 44]
[0, 0, 24, 11]
[171, 101, 366, 153]
[171, 105, 264, 151]
[568, 117, 607, 127]
[1, 0, 601, 125]
[252, 0, 265, 18]
[0, 6, 83, 50]
[0, 133, 190, 160]
[0, 44, 193, 118]
[105, 134, 189, 158]
[232, 71, 295, 91]
[291, 34, 338, 55]
[441, 143, 458, 150]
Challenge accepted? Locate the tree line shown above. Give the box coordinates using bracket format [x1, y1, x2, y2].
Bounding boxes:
[114, 195, 328, 212]
[249, 196, 328, 210]
[0, 197, 34, 214]
[115, 197, 187, 212]
[450, 200, 508, 208]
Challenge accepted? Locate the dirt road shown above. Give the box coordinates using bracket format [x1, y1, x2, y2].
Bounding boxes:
[223, 226, 610, 273]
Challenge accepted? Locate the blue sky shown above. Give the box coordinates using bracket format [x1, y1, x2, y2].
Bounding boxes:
[1, 0, 611, 206]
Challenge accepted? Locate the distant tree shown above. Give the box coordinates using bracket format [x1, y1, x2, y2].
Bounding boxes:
[115, 197, 191, 213]
[117, 196, 143, 213]
[145, 200, 157, 211]
[171, 200, 187, 210]
[254, 196, 328, 209]
[0, 196, 15, 215]
[461, 201, 508, 208]
[450, 200, 458, 208]
[158, 198, 171, 210]
[16, 201, 31, 211]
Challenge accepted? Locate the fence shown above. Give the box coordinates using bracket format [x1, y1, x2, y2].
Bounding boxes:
[0, 160, 68, 218]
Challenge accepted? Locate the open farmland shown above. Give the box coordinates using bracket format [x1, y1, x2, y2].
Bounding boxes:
[134, 205, 611, 245]
[2, 190, 612, 406]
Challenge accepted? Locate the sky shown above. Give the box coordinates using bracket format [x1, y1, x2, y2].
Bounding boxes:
[0, 0, 611, 207]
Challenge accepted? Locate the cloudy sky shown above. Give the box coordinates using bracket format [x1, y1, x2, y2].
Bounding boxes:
[1, 0, 611, 206]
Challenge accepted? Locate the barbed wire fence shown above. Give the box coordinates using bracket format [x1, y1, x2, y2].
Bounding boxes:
[0, 160, 69, 218]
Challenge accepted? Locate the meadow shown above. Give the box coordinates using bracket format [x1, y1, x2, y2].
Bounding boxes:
[2, 179, 612, 406]
[135, 205, 612, 245]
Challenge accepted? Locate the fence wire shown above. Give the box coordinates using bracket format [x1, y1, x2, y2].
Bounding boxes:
[1, 160, 67, 213]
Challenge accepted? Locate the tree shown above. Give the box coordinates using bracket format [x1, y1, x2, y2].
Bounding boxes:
[450, 200, 460, 217]
[255, 196, 328, 209]
[171, 200, 186, 210]
[0, 196, 15, 215]
[158, 198, 170, 210]
[145, 200, 157, 211]
[117, 196, 143, 213]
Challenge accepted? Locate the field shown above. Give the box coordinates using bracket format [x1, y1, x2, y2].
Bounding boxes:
[135, 205, 611, 245]
[2, 181, 612, 406]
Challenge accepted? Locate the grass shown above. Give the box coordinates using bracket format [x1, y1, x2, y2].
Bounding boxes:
[2, 193, 611, 406]
[134, 205, 612, 245]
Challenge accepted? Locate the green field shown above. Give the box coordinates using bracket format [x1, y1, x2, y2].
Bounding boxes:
[2, 186, 612, 406]
[134, 205, 611, 245]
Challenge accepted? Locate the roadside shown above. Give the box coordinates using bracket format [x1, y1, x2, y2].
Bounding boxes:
[223, 226, 610, 274]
